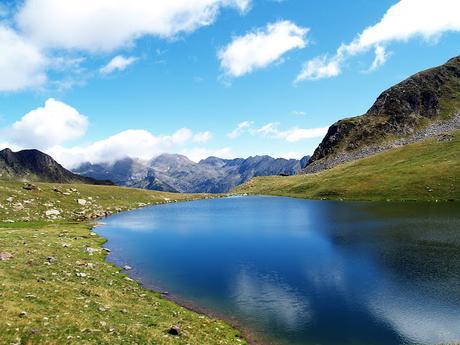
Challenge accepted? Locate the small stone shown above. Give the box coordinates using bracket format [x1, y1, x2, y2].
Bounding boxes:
[45, 209, 60, 217]
[0, 252, 13, 261]
[102, 248, 111, 253]
[6, 197, 14, 203]
[46, 256, 56, 263]
[62, 243, 71, 248]
[23, 183, 37, 191]
[123, 265, 132, 271]
[167, 326, 181, 336]
[77, 199, 87, 206]
[76, 272, 87, 278]
[19, 311, 28, 318]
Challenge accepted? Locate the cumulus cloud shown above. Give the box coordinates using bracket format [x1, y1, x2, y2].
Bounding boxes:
[48, 128, 196, 168]
[181, 147, 233, 162]
[253, 122, 328, 142]
[296, 0, 460, 81]
[228, 121, 327, 142]
[8, 98, 88, 149]
[0, 99, 222, 168]
[0, 25, 47, 91]
[192, 131, 213, 143]
[48, 128, 224, 167]
[227, 121, 253, 138]
[100, 55, 138, 74]
[219, 20, 308, 77]
[17, 0, 251, 52]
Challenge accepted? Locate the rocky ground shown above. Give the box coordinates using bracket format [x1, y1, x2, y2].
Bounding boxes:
[305, 114, 460, 174]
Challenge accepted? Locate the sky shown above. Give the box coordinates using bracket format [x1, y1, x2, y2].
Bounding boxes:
[0, 0, 459, 168]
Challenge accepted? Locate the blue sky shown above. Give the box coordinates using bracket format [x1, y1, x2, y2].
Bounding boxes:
[1, 0, 459, 167]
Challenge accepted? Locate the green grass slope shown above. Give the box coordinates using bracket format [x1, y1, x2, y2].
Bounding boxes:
[234, 131, 460, 201]
[0, 182, 246, 345]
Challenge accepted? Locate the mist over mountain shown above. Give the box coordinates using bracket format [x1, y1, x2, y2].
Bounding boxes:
[74, 154, 310, 193]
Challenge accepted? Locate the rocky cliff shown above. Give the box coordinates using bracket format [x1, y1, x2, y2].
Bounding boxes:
[305, 56, 460, 172]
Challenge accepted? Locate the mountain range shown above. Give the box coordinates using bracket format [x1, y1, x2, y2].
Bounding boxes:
[74, 154, 310, 193]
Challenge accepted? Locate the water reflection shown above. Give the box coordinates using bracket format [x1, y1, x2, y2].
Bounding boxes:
[96, 197, 460, 345]
[232, 266, 312, 332]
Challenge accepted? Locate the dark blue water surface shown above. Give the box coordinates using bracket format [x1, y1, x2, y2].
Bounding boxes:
[96, 196, 460, 345]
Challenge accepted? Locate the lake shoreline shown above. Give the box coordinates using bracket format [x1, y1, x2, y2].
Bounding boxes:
[93, 218, 273, 345]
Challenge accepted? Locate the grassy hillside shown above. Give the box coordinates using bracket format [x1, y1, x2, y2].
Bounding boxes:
[0, 182, 246, 345]
[234, 131, 460, 201]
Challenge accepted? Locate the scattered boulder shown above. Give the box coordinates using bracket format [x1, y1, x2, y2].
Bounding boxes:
[45, 209, 60, 217]
[6, 197, 14, 203]
[13, 203, 24, 211]
[77, 199, 87, 206]
[0, 252, 13, 261]
[167, 326, 181, 336]
[85, 247, 98, 255]
[23, 183, 37, 191]
[46, 256, 56, 263]
[19, 311, 28, 318]
[123, 265, 132, 271]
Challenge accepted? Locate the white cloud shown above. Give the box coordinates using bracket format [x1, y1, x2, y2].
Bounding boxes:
[279, 127, 329, 142]
[369, 45, 389, 71]
[296, 0, 460, 81]
[193, 131, 213, 143]
[17, 0, 251, 52]
[296, 55, 341, 81]
[228, 121, 327, 142]
[251, 122, 328, 142]
[8, 98, 88, 149]
[0, 99, 222, 168]
[228, 121, 253, 138]
[181, 147, 233, 162]
[48, 128, 197, 168]
[219, 20, 308, 77]
[100, 55, 138, 74]
[0, 25, 47, 91]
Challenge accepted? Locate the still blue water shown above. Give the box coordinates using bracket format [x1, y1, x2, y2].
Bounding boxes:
[96, 196, 460, 345]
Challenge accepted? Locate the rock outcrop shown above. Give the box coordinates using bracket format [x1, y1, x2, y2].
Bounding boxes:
[305, 56, 460, 172]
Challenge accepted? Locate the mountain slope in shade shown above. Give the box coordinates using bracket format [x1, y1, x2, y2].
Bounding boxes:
[74, 154, 309, 193]
[305, 56, 460, 172]
[0, 148, 113, 185]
